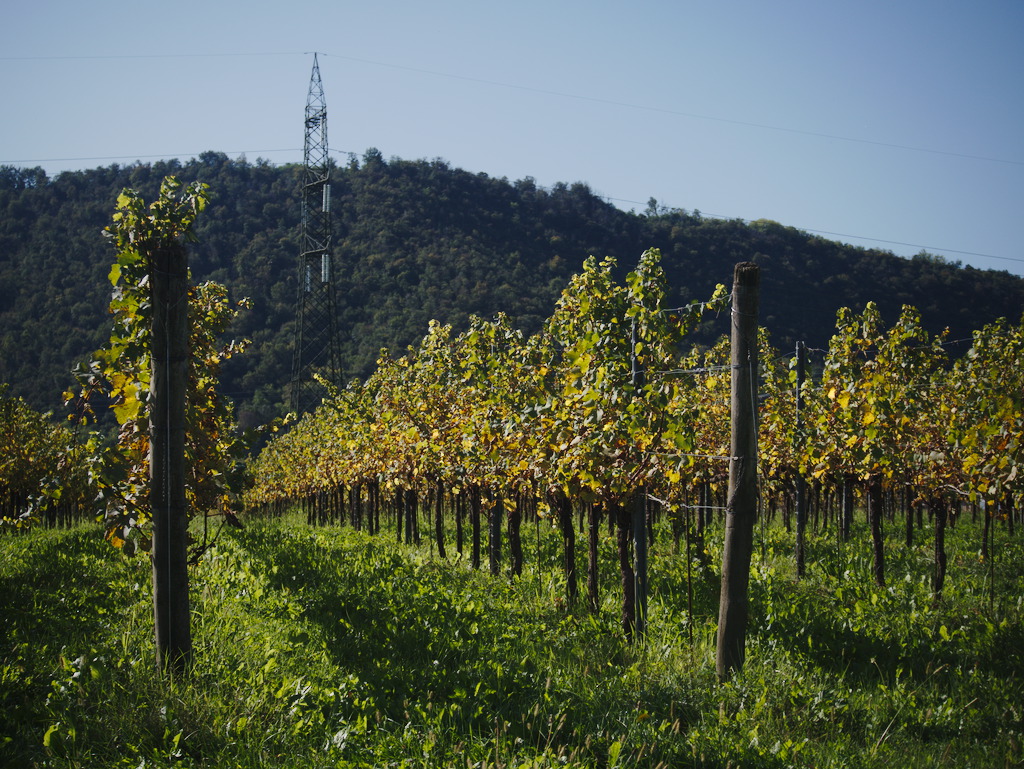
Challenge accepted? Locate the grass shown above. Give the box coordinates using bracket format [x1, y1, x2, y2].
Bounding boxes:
[1, 510, 1021, 767]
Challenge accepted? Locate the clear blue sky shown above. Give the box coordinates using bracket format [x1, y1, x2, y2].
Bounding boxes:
[2, 0, 1022, 275]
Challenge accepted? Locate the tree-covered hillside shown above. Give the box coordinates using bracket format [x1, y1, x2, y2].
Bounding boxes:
[1, 152, 1021, 424]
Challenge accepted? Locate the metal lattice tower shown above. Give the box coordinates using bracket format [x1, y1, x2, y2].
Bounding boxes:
[290, 53, 341, 413]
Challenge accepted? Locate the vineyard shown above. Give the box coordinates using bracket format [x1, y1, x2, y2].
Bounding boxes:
[246, 248, 1022, 619]
[2, 201, 1023, 765]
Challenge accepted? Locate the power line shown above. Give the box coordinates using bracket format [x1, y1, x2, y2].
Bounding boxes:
[0, 51, 303, 61]
[783, 226, 1022, 266]
[315, 52, 1024, 168]
[0, 149, 301, 164]
[2, 148, 1016, 269]
[604, 196, 1024, 267]
[2, 149, 1016, 269]
[4, 49, 1021, 167]
[1, 148, 367, 169]
[2, 49, 1019, 269]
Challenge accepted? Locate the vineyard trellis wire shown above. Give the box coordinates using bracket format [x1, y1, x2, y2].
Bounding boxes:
[9, 239, 1017, 655]
[245, 249, 1023, 651]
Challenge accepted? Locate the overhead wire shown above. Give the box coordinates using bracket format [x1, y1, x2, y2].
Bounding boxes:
[310, 51, 1024, 167]
[1, 49, 1019, 268]
[604, 196, 1024, 268]
[0, 149, 303, 164]
[7, 49, 1021, 165]
[0, 51, 304, 61]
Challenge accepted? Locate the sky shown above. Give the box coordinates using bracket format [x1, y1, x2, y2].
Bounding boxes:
[2, 0, 1022, 275]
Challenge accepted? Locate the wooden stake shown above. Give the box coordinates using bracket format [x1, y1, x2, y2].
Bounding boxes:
[716, 262, 760, 681]
[150, 241, 192, 675]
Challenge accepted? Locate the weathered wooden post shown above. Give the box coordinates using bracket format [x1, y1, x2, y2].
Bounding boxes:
[716, 261, 760, 681]
[933, 495, 948, 601]
[489, 489, 503, 576]
[868, 477, 886, 587]
[631, 318, 649, 640]
[794, 340, 808, 578]
[434, 480, 447, 559]
[150, 239, 192, 675]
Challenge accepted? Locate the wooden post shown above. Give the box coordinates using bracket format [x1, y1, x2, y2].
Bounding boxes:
[630, 318, 649, 640]
[841, 475, 854, 542]
[470, 484, 481, 570]
[932, 495, 947, 601]
[616, 501, 636, 638]
[632, 488, 648, 639]
[868, 476, 886, 587]
[716, 262, 760, 681]
[489, 489, 502, 576]
[395, 489, 404, 544]
[434, 480, 447, 559]
[455, 491, 464, 556]
[587, 503, 600, 612]
[509, 491, 523, 578]
[553, 490, 578, 606]
[794, 341, 807, 578]
[408, 489, 420, 545]
[150, 240, 192, 675]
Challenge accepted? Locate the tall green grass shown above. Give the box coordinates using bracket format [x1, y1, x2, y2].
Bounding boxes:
[1, 512, 1021, 767]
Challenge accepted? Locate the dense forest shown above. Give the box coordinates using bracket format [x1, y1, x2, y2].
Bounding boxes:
[2, 151, 1022, 426]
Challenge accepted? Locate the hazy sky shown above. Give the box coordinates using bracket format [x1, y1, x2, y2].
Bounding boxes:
[2, 0, 1022, 275]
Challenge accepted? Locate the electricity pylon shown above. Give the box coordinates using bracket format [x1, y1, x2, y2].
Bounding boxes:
[289, 52, 341, 414]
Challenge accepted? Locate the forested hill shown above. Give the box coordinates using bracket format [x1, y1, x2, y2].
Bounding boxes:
[2, 151, 1022, 425]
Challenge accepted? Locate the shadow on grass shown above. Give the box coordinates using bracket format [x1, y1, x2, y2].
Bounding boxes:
[0, 526, 149, 766]
[228, 521, 715, 764]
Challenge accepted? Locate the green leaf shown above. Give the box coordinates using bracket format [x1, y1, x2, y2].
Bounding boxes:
[113, 398, 141, 425]
[608, 740, 623, 768]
